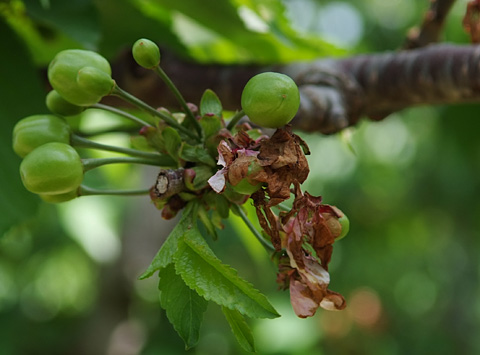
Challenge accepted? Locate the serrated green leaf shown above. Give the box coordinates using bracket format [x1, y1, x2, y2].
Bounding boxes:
[200, 89, 223, 118]
[139, 203, 196, 279]
[222, 306, 256, 353]
[173, 232, 280, 319]
[159, 264, 208, 349]
[180, 143, 216, 167]
[162, 126, 182, 162]
[198, 205, 217, 240]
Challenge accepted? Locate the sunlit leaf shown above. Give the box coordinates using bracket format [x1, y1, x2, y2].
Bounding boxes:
[173, 230, 280, 319]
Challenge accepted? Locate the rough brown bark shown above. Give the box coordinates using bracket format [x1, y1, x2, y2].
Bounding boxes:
[110, 43, 480, 135]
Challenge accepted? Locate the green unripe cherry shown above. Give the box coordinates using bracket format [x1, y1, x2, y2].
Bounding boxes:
[132, 38, 161, 69]
[336, 213, 350, 241]
[13, 115, 71, 158]
[46, 90, 85, 116]
[20, 142, 84, 195]
[230, 178, 262, 195]
[76, 66, 115, 97]
[40, 189, 79, 203]
[227, 156, 264, 195]
[241, 72, 300, 128]
[48, 49, 114, 106]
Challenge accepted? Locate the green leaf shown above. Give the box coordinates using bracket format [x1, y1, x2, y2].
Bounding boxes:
[197, 205, 217, 240]
[24, 0, 101, 49]
[0, 18, 42, 236]
[139, 203, 196, 279]
[200, 115, 223, 140]
[159, 264, 208, 349]
[214, 194, 230, 219]
[222, 307, 256, 353]
[162, 126, 182, 162]
[180, 143, 216, 167]
[200, 89, 223, 118]
[173, 232, 280, 319]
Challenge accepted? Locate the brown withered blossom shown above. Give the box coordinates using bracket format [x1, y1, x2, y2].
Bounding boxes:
[210, 126, 347, 317]
[279, 189, 346, 317]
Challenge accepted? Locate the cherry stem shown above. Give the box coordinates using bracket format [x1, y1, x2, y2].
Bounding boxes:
[91, 103, 152, 127]
[231, 204, 275, 251]
[79, 185, 150, 196]
[111, 85, 200, 142]
[226, 109, 246, 131]
[153, 66, 203, 139]
[82, 156, 169, 171]
[71, 134, 175, 163]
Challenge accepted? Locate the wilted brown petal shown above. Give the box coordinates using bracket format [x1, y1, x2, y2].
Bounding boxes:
[290, 278, 319, 318]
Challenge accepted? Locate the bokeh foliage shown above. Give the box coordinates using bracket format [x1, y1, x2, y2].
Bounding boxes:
[1, 0, 479, 354]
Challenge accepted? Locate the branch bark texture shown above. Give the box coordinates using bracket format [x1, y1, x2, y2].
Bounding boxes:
[111, 43, 480, 135]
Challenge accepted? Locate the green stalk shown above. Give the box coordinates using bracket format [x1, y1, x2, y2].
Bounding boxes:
[71, 134, 174, 164]
[111, 85, 200, 142]
[226, 109, 246, 131]
[91, 103, 152, 127]
[231, 204, 274, 251]
[79, 185, 150, 196]
[82, 156, 167, 171]
[275, 202, 291, 212]
[152, 66, 203, 139]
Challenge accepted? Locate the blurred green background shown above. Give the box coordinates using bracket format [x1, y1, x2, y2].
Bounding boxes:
[1, 0, 479, 354]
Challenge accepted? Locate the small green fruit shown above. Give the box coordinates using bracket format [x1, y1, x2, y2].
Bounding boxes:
[46, 90, 85, 116]
[132, 38, 161, 69]
[336, 213, 350, 240]
[13, 115, 71, 158]
[230, 178, 262, 195]
[76, 66, 115, 98]
[40, 189, 79, 203]
[227, 154, 264, 195]
[20, 142, 84, 195]
[241, 72, 300, 128]
[48, 49, 113, 106]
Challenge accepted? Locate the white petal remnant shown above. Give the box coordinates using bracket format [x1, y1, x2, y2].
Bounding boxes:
[208, 169, 226, 193]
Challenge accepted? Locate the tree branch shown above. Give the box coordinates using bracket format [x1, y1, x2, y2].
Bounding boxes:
[403, 0, 457, 49]
[110, 43, 480, 135]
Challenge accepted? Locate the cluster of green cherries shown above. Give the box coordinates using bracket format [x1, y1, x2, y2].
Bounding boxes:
[13, 38, 301, 204]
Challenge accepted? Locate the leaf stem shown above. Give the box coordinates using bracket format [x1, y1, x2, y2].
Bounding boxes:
[91, 103, 152, 127]
[79, 185, 151, 196]
[226, 109, 246, 131]
[111, 85, 200, 142]
[231, 204, 274, 251]
[82, 156, 169, 171]
[153, 66, 203, 139]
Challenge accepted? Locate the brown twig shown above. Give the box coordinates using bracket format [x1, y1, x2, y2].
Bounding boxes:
[403, 0, 457, 49]
[463, 0, 480, 42]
